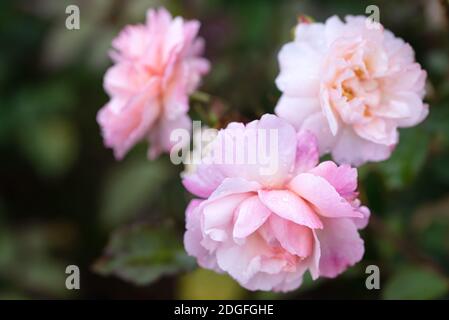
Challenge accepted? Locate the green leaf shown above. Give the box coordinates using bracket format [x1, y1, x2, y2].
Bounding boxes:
[93, 224, 194, 286]
[424, 105, 449, 148]
[377, 128, 429, 189]
[0, 222, 75, 298]
[425, 50, 449, 78]
[18, 118, 79, 177]
[17, 258, 69, 297]
[0, 230, 15, 270]
[100, 158, 172, 229]
[383, 266, 449, 300]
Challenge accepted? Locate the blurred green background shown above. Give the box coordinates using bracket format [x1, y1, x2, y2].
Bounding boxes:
[0, 0, 449, 299]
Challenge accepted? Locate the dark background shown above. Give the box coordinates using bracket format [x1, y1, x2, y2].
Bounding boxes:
[0, 0, 448, 299]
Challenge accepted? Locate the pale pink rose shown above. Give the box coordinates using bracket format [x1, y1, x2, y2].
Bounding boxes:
[275, 15, 428, 166]
[183, 114, 370, 292]
[97, 7, 210, 159]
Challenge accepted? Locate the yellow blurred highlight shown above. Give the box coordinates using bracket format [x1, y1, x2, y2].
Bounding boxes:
[178, 269, 246, 300]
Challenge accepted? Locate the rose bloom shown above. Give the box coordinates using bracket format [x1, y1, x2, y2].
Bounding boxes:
[97, 8, 209, 159]
[183, 114, 370, 292]
[275, 15, 428, 166]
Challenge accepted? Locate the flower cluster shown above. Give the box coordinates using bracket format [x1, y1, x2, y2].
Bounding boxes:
[97, 8, 428, 292]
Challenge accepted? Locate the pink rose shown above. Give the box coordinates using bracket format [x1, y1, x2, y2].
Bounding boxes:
[275, 15, 428, 165]
[183, 114, 370, 292]
[97, 7, 210, 159]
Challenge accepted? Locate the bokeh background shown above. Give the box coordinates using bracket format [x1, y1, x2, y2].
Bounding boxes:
[1, 0, 449, 299]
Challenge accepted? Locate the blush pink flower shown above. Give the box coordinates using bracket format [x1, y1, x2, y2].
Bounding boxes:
[183, 114, 370, 292]
[275, 15, 428, 166]
[97, 7, 210, 159]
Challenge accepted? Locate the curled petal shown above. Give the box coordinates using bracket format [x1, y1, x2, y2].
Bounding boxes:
[289, 173, 363, 219]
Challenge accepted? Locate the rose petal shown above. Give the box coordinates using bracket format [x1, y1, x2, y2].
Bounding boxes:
[258, 189, 323, 229]
[289, 173, 362, 218]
